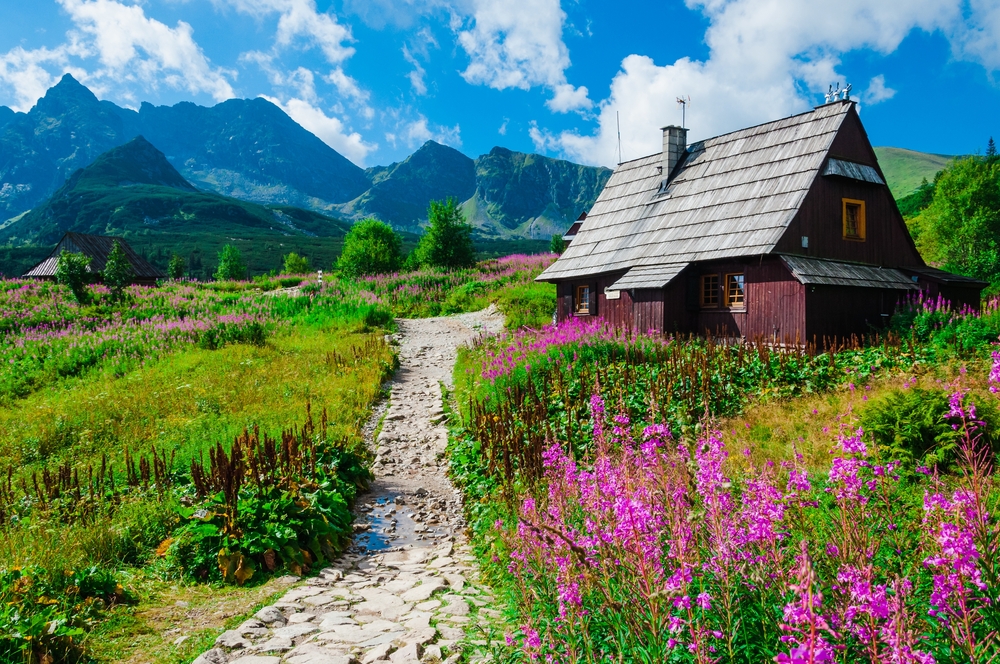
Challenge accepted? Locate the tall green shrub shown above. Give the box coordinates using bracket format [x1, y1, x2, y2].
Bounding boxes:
[413, 198, 475, 270]
[549, 234, 566, 255]
[215, 244, 247, 281]
[54, 251, 92, 304]
[168, 254, 185, 279]
[283, 252, 311, 275]
[103, 240, 134, 301]
[337, 218, 402, 277]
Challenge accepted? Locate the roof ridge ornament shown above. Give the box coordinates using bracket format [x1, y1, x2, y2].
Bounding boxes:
[825, 82, 852, 104]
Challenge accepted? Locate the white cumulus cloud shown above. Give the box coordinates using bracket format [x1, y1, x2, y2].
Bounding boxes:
[536, 0, 971, 166]
[864, 74, 896, 105]
[263, 94, 375, 164]
[385, 113, 461, 149]
[0, 0, 235, 110]
[59, 0, 235, 101]
[454, 0, 591, 113]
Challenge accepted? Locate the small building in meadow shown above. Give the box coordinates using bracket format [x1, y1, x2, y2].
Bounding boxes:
[23, 232, 166, 286]
[538, 100, 985, 342]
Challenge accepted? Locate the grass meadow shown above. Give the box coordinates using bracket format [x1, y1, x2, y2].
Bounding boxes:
[0, 253, 557, 663]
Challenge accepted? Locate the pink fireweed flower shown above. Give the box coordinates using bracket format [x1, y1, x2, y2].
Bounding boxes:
[990, 349, 1000, 393]
[776, 541, 837, 664]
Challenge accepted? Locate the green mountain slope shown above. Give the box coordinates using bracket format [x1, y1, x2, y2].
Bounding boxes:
[335, 142, 612, 239]
[0, 137, 352, 278]
[874, 147, 955, 198]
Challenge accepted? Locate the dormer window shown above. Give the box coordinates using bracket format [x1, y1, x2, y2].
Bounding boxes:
[843, 198, 866, 241]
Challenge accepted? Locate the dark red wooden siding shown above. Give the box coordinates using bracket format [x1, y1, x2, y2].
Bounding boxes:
[774, 108, 924, 267]
[805, 286, 901, 341]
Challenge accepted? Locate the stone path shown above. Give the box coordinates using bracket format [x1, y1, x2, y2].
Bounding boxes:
[193, 308, 506, 664]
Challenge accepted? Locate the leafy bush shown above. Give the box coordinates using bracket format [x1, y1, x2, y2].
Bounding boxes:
[167, 413, 368, 583]
[168, 254, 185, 279]
[55, 252, 92, 304]
[215, 244, 247, 281]
[549, 233, 566, 255]
[282, 252, 311, 275]
[337, 218, 402, 277]
[102, 240, 134, 302]
[412, 199, 475, 270]
[0, 565, 129, 663]
[860, 386, 999, 467]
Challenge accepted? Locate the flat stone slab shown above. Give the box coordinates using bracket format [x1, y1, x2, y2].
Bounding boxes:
[400, 579, 446, 603]
[273, 623, 321, 639]
[229, 657, 281, 664]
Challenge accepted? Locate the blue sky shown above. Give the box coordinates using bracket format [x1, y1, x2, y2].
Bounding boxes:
[1, 0, 999, 168]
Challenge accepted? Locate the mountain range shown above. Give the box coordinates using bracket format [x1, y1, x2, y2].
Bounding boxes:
[0, 75, 611, 242]
[0, 135, 359, 279]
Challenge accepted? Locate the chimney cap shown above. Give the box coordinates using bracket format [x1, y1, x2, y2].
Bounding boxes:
[660, 125, 686, 131]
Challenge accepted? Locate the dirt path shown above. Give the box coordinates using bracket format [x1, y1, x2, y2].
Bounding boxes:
[193, 308, 505, 664]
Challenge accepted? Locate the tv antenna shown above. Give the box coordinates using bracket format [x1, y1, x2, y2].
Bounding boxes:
[616, 111, 622, 165]
[676, 96, 691, 128]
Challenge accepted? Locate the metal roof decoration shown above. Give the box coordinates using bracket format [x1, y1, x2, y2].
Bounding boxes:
[23, 232, 166, 279]
[538, 102, 854, 282]
[609, 263, 689, 290]
[781, 255, 918, 290]
[823, 158, 884, 185]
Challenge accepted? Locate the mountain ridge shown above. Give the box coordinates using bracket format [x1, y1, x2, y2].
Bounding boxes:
[0, 136, 353, 275]
[0, 75, 610, 240]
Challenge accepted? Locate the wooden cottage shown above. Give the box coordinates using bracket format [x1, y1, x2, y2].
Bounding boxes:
[23, 232, 166, 286]
[538, 100, 985, 342]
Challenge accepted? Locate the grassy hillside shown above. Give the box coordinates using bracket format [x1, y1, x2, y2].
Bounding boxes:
[874, 146, 955, 198]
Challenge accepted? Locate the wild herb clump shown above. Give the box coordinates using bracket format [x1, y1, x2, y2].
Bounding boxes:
[168, 406, 368, 583]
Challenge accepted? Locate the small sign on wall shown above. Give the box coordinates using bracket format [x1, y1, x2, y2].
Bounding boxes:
[605, 289, 621, 300]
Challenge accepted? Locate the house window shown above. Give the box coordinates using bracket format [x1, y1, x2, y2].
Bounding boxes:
[701, 274, 719, 307]
[575, 284, 591, 314]
[843, 198, 866, 240]
[726, 273, 745, 308]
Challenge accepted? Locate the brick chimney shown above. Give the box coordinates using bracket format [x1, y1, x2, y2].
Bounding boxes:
[661, 125, 688, 177]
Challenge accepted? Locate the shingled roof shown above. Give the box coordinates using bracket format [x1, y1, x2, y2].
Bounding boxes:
[538, 102, 854, 283]
[23, 232, 166, 280]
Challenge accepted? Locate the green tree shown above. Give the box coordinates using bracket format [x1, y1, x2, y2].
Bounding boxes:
[549, 233, 566, 255]
[337, 218, 403, 277]
[413, 198, 476, 270]
[102, 240, 134, 301]
[168, 254, 185, 280]
[54, 251, 92, 303]
[909, 155, 1000, 284]
[282, 252, 311, 275]
[215, 244, 247, 281]
[988, 136, 997, 161]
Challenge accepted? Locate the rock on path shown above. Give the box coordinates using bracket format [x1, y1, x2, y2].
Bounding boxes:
[193, 308, 506, 664]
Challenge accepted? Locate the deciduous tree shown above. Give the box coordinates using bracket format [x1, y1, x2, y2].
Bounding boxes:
[337, 219, 402, 277]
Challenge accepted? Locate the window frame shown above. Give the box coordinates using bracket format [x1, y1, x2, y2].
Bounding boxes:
[842, 198, 866, 241]
[575, 284, 591, 315]
[725, 272, 746, 309]
[700, 274, 720, 308]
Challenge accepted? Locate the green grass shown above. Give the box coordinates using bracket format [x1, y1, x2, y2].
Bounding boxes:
[874, 146, 956, 198]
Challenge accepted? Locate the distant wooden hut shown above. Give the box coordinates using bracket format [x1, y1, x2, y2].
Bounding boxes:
[23, 232, 166, 286]
[538, 100, 986, 342]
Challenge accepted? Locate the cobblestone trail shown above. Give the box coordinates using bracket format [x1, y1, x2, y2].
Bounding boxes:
[193, 308, 505, 664]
